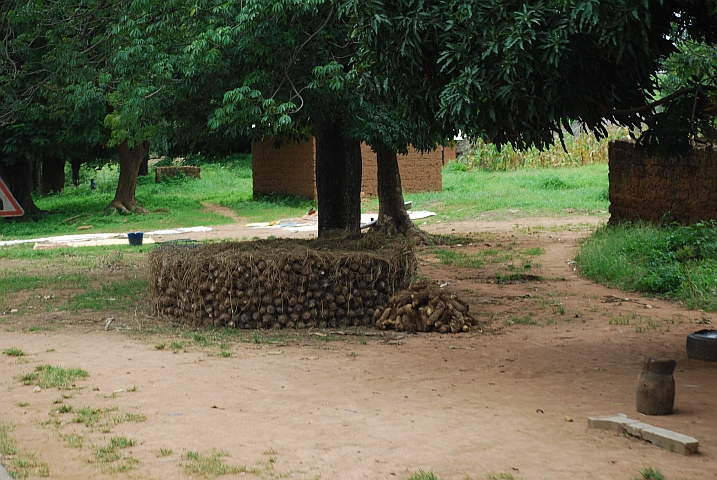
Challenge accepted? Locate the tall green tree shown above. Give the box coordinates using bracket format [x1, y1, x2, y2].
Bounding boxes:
[189, 0, 365, 236]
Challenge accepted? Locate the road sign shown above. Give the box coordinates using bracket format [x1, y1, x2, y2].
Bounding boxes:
[0, 176, 24, 217]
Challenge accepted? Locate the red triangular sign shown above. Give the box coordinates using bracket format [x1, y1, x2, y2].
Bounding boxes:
[0, 176, 24, 217]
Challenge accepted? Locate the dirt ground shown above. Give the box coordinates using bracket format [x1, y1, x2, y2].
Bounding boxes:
[1, 213, 716, 480]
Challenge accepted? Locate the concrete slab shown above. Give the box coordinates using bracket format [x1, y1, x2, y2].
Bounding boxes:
[641, 425, 700, 455]
[623, 421, 653, 438]
[587, 414, 699, 455]
[586, 414, 633, 431]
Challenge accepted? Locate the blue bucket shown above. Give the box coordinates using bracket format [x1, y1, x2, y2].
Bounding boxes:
[127, 232, 144, 246]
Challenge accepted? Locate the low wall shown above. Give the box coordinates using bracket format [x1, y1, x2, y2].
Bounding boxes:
[360, 145, 444, 195]
[252, 138, 318, 198]
[252, 138, 444, 199]
[609, 140, 717, 224]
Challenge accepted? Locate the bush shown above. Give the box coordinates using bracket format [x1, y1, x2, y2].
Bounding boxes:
[576, 221, 717, 311]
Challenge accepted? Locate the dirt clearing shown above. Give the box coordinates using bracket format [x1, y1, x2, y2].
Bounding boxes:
[1, 216, 716, 480]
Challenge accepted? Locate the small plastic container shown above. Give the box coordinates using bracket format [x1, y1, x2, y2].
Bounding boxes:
[127, 232, 144, 246]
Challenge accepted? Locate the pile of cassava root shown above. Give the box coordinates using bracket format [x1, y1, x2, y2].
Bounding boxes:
[374, 282, 477, 333]
[149, 235, 416, 329]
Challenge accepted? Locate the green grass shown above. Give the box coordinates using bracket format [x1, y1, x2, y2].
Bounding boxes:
[634, 466, 665, 480]
[576, 221, 717, 311]
[184, 449, 257, 476]
[91, 436, 137, 473]
[433, 246, 543, 272]
[113, 412, 146, 424]
[385, 164, 609, 224]
[64, 277, 149, 311]
[72, 407, 104, 427]
[505, 315, 538, 326]
[19, 365, 89, 389]
[63, 433, 84, 449]
[157, 447, 173, 457]
[0, 421, 50, 478]
[3, 347, 25, 356]
[0, 273, 90, 296]
[407, 470, 440, 480]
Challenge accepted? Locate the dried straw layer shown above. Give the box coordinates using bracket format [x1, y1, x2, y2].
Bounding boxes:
[149, 235, 416, 329]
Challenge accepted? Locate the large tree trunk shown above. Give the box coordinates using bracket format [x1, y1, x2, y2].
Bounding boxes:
[0, 159, 45, 221]
[138, 150, 149, 176]
[109, 140, 150, 213]
[371, 146, 428, 241]
[70, 158, 83, 186]
[40, 156, 65, 195]
[314, 116, 362, 237]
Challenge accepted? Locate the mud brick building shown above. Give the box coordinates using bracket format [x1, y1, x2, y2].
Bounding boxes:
[252, 137, 455, 199]
[609, 140, 717, 224]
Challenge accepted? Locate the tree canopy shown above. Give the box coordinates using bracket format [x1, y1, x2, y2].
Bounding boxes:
[347, 0, 717, 152]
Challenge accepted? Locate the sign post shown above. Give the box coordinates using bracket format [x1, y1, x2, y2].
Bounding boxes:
[0, 176, 24, 217]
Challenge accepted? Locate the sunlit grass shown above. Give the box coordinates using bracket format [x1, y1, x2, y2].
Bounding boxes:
[19, 365, 89, 389]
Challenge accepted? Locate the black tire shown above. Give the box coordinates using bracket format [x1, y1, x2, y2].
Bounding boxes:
[686, 330, 717, 362]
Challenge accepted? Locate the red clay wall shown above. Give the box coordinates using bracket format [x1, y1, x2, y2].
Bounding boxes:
[609, 140, 717, 224]
[252, 138, 317, 198]
[252, 138, 444, 199]
[443, 144, 458, 164]
[360, 145, 443, 195]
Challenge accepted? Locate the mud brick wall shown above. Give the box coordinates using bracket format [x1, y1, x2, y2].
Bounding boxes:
[252, 138, 318, 198]
[155, 166, 201, 182]
[360, 145, 443, 196]
[252, 138, 443, 199]
[609, 140, 717, 224]
[443, 143, 458, 164]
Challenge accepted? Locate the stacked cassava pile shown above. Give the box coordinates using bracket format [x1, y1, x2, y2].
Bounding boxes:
[149, 235, 416, 329]
[375, 282, 477, 333]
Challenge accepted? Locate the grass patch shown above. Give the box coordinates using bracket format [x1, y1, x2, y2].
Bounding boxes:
[184, 449, 257, 476]
[634, 466, 665, 480]
[433, 246, 543, 273]
[505, 315, 538, 326]
[399, 163, 609, 223]
[27, 325, 57, 332]
[19, 365, 89, 389]
[72, 407, 104, 427]
[63, 433, 84, 449]
[113, 412, 147, 424]
[0, 421, 50, 478]
[577, 221, 717, 311]
[91, 436, 137, 473]
[157, 447, 173, 457]
[0, 273, 90, 296]
[407, 470, 440, 480]
[65, 277, 149, 312]
[3, 347, 25, 357]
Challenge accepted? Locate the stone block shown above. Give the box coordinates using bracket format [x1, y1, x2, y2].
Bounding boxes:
[640, 425, 699, 455]
[587, 414, 634, 431]
[587, 414, 699, 455]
